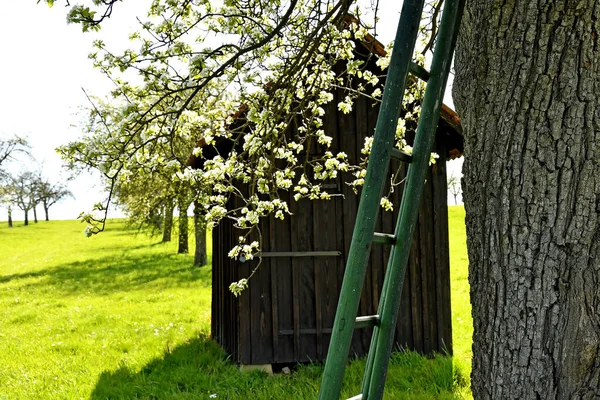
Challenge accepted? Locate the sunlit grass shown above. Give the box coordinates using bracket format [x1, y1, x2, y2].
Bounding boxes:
[0, 219, 211, 399]
[0, 211, 471, 399]
[448, 205, 473, 399]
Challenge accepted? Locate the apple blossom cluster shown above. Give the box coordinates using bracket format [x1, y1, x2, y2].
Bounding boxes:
[59, 0, 439, 292]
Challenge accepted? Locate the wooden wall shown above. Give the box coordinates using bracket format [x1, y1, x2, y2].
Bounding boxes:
[211, 86, 454, 365]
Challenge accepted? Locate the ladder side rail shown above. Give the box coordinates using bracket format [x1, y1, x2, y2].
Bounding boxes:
[317, 1, 426, 398]
[363, 1, 466, 398]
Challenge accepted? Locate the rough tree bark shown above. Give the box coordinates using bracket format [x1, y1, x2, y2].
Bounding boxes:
[177, 197, 189, 254]
[454, 1, 600, 398]
[8, 206, 12, 228]
[162, 198, 174, 243]
[193, 200, 207, 266]
[33, 207, 38, 223]
[24, 210, 29, 226]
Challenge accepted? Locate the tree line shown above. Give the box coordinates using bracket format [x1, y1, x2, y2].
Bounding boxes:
[0, 135, 72, 227]
[0, 133, 206, 266]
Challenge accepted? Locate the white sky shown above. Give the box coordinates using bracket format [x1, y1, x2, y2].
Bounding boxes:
[0, 0, 149, 220]
[0, 1, 462, 222]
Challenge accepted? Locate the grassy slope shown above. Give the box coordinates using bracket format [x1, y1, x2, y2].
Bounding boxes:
[0, 210, 471, 399]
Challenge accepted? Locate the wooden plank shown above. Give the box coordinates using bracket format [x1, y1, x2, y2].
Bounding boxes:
[238, 250, 253, 363]
[279, 328, 334, 335]
[225, 215, 237, 359]
[259, 251, 341, 258]
[314, 184, 344, 359]
[432, 139, 453, 354]
[269, 215, 280, 362]
[290, 204, 301, 360]
[214, 199, 241, 358]
[233, 194, 252, 364]
[409, 213, 424, 353]
[211, 220, 220, 344]
[318, 91, 342, 360]
[217, 220, 225, 352]
[392, 162, 414, 350]
[251, 214, 273, 365]
[292, 196, 317, 361]
[336, 69, 362, 355]
[274, 191, 295, 362]
[419, 168, 436, 356]
[313, 202, 324, 360]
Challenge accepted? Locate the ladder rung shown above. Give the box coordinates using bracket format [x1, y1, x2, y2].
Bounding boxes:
[409, 61, 430, 81]
[347, 395, 362, 400]
[355, 315, 380, 329]
[373, 232, 396, 245]
[390, 148, 413, 163]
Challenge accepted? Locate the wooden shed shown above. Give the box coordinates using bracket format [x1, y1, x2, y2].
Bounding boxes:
[193, 33, 464, 367]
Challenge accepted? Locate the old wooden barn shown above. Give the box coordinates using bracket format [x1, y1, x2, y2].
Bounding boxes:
[190, 32, 464, 367]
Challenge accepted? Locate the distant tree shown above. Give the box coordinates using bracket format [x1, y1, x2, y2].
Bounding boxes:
[7, 205, 13, 228]
[8, 172, 36, 226]
[33, 202, 39, 223]
[0, 136, 30, 225]
[447, 173, 461, 205]
[36, 179, 72, 221]
[0, 185, 13, 227]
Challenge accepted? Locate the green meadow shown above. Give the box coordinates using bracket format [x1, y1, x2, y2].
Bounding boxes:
[0, 206, 471, 399]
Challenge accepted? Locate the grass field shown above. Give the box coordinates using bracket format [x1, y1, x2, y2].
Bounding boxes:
[0, 207, 471, 399]
[448, 205, 472, 398]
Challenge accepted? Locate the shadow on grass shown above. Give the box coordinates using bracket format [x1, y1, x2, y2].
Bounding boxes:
[0, 249, 212, 295]
[90, 334, 465, 400]
[91, 334, 267, 400]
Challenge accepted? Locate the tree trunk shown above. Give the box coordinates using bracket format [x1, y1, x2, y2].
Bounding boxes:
[24, 210, 28, 226]
[177, 198, 189, 254]
[43, 201, 49, 221]
[33, 207, 38, 223]
[454, 1, 600, 398]
[162, 198, 174, 243]
[453, 194, 458, 205]
[8, 206, 12, 228]
[193, 201, 207, 266]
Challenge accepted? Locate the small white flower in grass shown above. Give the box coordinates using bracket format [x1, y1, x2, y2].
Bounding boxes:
[210, 394, 217, 398]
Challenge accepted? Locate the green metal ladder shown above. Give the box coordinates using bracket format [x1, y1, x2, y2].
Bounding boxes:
[318, 0, 465, 399]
